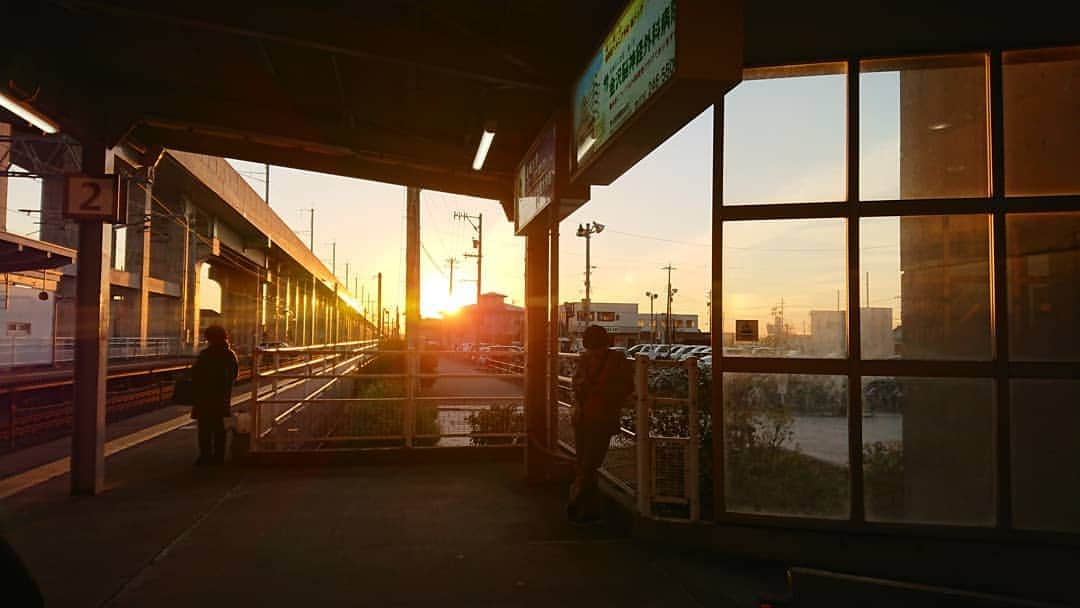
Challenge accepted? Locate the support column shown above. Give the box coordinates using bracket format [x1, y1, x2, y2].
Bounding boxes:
[178, 198, 192, 350]
[310, 276, 317, 344]
[72, 142, 113, 496]
[405, 186, 420, 445]
[548, 212, 561, 450]
[190, 262, 203, 346]
[524, 222, 551, 480]
[0, 123, 9, 232]
[136, 168, 152, 348]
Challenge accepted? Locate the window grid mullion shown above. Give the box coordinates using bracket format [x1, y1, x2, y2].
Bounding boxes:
[846, 58, 865, 524]
[989, 50, 1013, 531]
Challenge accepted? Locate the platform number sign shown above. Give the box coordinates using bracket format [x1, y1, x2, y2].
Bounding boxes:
[64, 174, 124, 223]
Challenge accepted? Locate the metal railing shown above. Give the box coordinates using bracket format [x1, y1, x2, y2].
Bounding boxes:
[0, 362, 191, 449]
[0, 336, 181, 368]
[250, 342, 526, 451]
[555, 352, 702, 522]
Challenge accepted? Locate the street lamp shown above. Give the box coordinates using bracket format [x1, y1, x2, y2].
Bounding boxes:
[645, 291, 659, 343]
[575, 221, 604, 325]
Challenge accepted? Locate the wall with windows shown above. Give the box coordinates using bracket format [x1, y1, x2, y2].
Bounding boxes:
[718, 46, 1079, 535]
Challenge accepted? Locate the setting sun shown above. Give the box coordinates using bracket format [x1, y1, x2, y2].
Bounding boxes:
[420, 276, 472, 318]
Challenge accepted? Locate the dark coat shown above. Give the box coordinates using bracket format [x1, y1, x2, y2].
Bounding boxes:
[190, 343, 239, 420]
[572, 348, 634, 434]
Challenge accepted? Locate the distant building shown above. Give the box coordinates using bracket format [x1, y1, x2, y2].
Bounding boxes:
[809, 310, 846, 357]
[559, 301, 700, 347]
[860, 307, 894, 359]
[561, 301, 639, 347]
[441, 292, 523, 346]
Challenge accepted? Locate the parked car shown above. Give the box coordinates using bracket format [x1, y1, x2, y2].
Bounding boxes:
[676, 345, 711, 361]
[666, 345, 697, 360]
[626, 343, 651, 356]
[640, 344, 674, 360]
[479, 345, 523, 367]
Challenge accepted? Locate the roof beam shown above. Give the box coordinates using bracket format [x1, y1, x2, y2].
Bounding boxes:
[56, 1, 556, 92]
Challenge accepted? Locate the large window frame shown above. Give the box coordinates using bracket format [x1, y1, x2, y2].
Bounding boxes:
[711, 49, 1080, 544]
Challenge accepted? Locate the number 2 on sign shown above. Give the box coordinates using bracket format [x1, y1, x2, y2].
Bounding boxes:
[80, 182, 102, 211]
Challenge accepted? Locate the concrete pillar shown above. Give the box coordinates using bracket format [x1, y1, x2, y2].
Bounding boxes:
[310, 276, 317, 344]
[136, 168, 152, 347]
[71, 141, 113, 496]
[0, 122, 9, 232]
[406, 187, 420, 348]
[274, 263, 282, 340]
[178, 198, 196, 350]
[548, 214, 560, 449]
[406, 186, 420, 446]
[524, 221, 551, 480]
[190, 261, 203, 346]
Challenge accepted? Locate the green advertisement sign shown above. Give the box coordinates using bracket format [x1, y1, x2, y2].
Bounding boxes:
[572, 0, 677, 170]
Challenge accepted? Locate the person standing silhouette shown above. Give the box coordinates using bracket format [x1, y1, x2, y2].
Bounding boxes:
[569, 325, 633, 523]
[191, 325, 239, 465]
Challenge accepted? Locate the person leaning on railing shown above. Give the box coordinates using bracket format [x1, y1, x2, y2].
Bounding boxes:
[568, 325, 633, 525]
[190, 325, 239, 466]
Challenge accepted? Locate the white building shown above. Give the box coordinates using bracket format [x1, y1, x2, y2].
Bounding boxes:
[559, 301, 700, 348]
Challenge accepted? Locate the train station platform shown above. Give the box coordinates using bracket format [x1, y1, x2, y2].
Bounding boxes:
[0, 421, 785, 607]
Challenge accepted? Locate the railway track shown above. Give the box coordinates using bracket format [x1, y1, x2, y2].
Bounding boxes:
[0, 361, 256, 450]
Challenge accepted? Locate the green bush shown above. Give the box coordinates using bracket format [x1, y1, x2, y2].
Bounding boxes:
[863, 440, 904, 519]
[465, 404, 525, 445]
[349, 341, 440, 445]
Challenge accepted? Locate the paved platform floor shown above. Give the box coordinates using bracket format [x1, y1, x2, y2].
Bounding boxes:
[0, 423, 786, 607]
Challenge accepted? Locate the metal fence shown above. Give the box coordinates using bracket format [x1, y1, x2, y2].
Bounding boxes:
[0, 336, 181, 368]
[250, 343, 525, 451]
[556, 352, 702, 521]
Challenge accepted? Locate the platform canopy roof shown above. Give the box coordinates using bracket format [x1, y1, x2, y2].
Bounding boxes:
[0, 230, 75, 273]
[2, 1, 1076, 216]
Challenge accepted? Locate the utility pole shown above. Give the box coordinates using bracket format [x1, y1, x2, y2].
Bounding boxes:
[455, 211, 483, 344]
[454, 212, 483, 303]
[377, 271, 383, 339]
[264, 164, 270, 205]
[446, 257, 458, 298]
[575, 221, 605, 326]
[663, 264, 677, 344]
[298, 208, 315, 251]
[645, 291, 659, 343]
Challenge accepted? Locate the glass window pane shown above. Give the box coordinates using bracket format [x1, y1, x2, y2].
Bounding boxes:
[860, 54, 988, 201]
[722, 219, 847, 358]
[1007, 212, 1080, 361]
[862, 377, 995, 526]
[1011, 380, 1080, 533]
[723, 64, 846, 205]
[860, 215, 992, 360]
[724, 373, 849, 518]
[1004, 46, 1080, 196]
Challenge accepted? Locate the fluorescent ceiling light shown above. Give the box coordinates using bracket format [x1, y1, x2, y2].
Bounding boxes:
[0, 90, 59, 134]
[472, 124, 496, 171]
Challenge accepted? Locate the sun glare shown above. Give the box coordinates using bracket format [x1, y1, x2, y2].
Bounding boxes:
[421, 277, 470, 318]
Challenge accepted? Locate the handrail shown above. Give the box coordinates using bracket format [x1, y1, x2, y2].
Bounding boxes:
[0, 363, 192, 396]
[555, 352, 701, 521]
[255, 339, 378, 355]
[250, 343, 528, 451]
